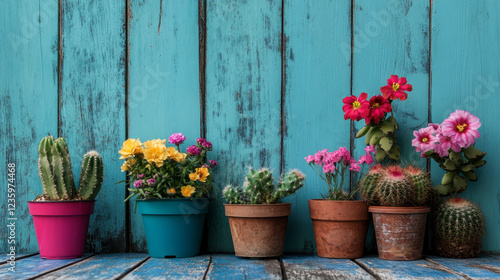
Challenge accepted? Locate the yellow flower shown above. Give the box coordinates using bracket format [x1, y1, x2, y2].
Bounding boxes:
[120, 158, 137, 172]
[189, 167, 210, 182]
[165, 147, 187, 163]
[143, 140, 168, 167]
[167, 188, 176, 195]
[121, 161, 129, 172]
[181, 185, 196, 197]
[119, 138, 143, 159]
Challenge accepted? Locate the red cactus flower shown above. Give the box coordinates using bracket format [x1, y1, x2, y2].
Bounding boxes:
[380, 75, 413, 101]
[342, 92, 370, 121]
[365, 95, 392, 124]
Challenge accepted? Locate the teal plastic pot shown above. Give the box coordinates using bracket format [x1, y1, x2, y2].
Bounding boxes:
[137, 198, 209, 258]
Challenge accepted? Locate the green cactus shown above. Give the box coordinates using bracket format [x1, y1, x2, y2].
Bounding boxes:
[404, 165, 432, 206]
[223, 167, 305, 204]
[38, 136, 58, 199]
[376, 166, 412, 207]
[52, 138, 77, 199]
[359, 164, 384, 205]
[78, 151, 104, 200]
[433, 198, 485, 258]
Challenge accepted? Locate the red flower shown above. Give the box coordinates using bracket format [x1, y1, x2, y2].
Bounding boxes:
[342, 93, 370, 121]
[365, 95, 392, 124]
[380, 75, 412, 101]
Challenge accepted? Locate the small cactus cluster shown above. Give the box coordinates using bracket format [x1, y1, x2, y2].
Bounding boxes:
[433, 197, 485, 258]
[360, 164, 435, 207]
[223, 168, 305, 204]
[38, 136, 104, 200]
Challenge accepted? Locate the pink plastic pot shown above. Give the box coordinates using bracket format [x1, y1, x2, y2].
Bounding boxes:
[28, 201, 95, 259]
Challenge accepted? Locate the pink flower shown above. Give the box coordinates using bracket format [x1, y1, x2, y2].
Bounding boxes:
[305, 155, 315, 163]
[147, 178, 155, 186]
[209, 160, 218, 167]
[365, 95, 392, 124]
[342, 93, 370, 121]
[133, 180, 143, 188]
[412, 127, 437, 154]
[358, 154, 374, 165]
[380, 75, 413, 101]
[314, 149, 328, 165]
[168, 133, 186, 145]
[440, 110, 481, 149]
[323, 163, 336, 174]
[427, 123, 440, 133]
[196, 138, 206, 145]
[137, 174, 144, 179]
[202, 140, 213, 150]
[349, 163, 361, 172]
[187, 145, 201, 156]
[365, 145, 376, 154]
[435, 133, 460, 157]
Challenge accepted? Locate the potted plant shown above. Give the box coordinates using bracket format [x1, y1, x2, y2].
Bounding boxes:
[413, 110, 487, 258]
[222, 168, 305, 257]
[305, 146, 375, 258]
[119, 134, 217, 258]
[28, 135, 104, 259]
[360, 164, 435, 260]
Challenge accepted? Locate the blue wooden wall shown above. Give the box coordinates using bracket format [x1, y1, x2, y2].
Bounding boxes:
[1, 0, 499, 253]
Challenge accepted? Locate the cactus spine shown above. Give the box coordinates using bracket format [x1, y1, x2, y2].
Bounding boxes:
[360, 164, 384, 205]
[78, 151, 104, 200]
[434, 198, 485, 258]
[376, 165, 412, 207]
[38, 136, 58, 199]
[52, 138, 77, 199]
[404, 165, 431, 206]
[223, 168, 305, 204]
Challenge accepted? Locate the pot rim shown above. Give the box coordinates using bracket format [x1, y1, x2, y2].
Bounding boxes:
[308, 199, 366, 203]
[369, 206, 430, 214]
[223, 202, 291, 206]
[28, 200, 96, 203]
[224, 203, 291, 218]
[136, 197, 211, 202]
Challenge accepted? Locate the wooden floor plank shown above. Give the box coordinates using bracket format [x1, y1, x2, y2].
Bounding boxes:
[283, 255, 374, 280]
[0, 252, 38, 263]
[0, 254, 91, 279]
[37, 253, 148, 280]
[122, 255, 210, 280]
[206, 254, 281, 280]
[427, 255, 500, 279]
[356, 256, 462, 279]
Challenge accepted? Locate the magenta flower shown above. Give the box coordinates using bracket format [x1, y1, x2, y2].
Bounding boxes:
[365, 145, 376, 154]
[435, 133, 460, 157]
[440, 110, 481, 149]
[187, 145, 201, 156]
[342, 92, 370, 121]
[323, 163, 336, 174]
[305, 155, 314, 163]
[137, 174, 144, 179]
[202, 141, 213, 150]
[133, 180, 143, 188]
[196, 138, 206, 145]
[412, 127, 437, 154]
[349, 163, 361, 172]
[380, 75, 413, 101]
[168, 133, 186, 145]
[209, 160, 218, 167]
[147, 178, 155, 186]
[358, 154, 374, 165]
[427, 123, 440, 133]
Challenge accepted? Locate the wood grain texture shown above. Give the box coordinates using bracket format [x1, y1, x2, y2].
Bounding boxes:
[427, 255, 500, 279]
[38, 253, 148, 280]
[59, 0, 126, 252]
[206, 254, 281, 280]
[282, 0, 352, 253]
[356, 256, 461, 279]
[0, 252, 38, 264]
[431, 0, 500, 252]
[283, 255, 374, 280]
[128, 0, 201, 253]
[0, 0, 59, 253]
[122, 255, 210, 280]
[205, 0, 282, 252]
[0, 254, 92, 279]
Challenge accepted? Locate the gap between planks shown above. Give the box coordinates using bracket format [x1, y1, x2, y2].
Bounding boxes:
[424, 257, 474, 280]
[115, 256, 151, 280]
[27, 253, 96, 280]
[352, 259, 382, 280]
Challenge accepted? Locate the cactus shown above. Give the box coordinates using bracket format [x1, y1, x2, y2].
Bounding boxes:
[38, 136, 58, 199]
[78, 151, 104, 200]
[223, 168, 305, 204]
[376, 165, 412, 207]
[404, 165, 431, 206]
[433, 198, 485, 258]
[359, 164, 384, 205]
[52, 138, 77, 199]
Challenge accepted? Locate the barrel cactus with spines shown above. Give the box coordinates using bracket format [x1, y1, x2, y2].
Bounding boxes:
[359, 164, 384, 205]
[77, 151, 104, 200]
[223, 167, 305, 204]
[404, 165, 431, 206]
[434, 198, 485, 258]
[376, 165, 412, 207]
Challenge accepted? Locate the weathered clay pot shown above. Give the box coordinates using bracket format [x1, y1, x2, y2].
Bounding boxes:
[309, 200, 369, 258]
[369, 206, 430, 261]
[225, 203, 291, 257]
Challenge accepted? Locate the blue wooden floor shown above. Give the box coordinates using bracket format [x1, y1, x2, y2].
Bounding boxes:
[1, 253, 500, 279]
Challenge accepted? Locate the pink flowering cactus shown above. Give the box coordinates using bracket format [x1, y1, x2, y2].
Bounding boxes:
[412, 110, 487, 196]
[305, 146, 375, 200]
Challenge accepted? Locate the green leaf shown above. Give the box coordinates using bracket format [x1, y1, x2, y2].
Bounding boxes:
[369, 131, 384, 145]
[436, 184, 453, 196]
[374, 147, 387, 162]
[443, 159, 457, 171]
[472, 159, 487, 168]
[356, 125, 371, 138]
[441, 171, 455, 185]
[464, 146, 485, 160]
[461, 164, 474, 172]
[463, 171, 478, 181]
[380, 122, 395, 134]
[387, 145, 401, 161]
[386, 116, 399, 130]
[449, 151, 462, 163]
[453, 175, 468, 193]
[365, 127, 376, 145]
[379, 137, 393, 152]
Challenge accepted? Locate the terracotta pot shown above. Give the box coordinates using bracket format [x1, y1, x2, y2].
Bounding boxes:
[225, 203, 290, 257]
[309, 200, 369, 258]
[369, 206, 430, 261]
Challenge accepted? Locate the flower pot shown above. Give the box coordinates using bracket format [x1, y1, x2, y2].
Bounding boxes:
[137, 198, 209, 258]
[309, 200, 369, 258]
[28, 200, 95, 259]
[369, 206, 430, 261]
[225, 203, 290, 257]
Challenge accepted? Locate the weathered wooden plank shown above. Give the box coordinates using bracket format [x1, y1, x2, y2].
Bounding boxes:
[122, 255, 210, 280]
[0, 252, 38, 264]
[356, 256, 461, 279]
[128, 0, 201, 253]
[206, 254, 281, 280]
[0, 254, 91, 279]
[59, 0, 126, 252]
[38, 253, 148, 280]
[205, 0, 282, 252]
[353, 0, 431, 252]
[427, 255, 500, 279]
[431, 0, 500, 252]
[282, 0, 352, 253]
[0, 0, 59, 252]
[283, 255, 374, 280]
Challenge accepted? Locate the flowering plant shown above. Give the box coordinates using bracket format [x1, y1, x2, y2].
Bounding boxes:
[305, 146, 375, 200]
[119, 133, 218, 201]
[343, 75, 413, 162]
[412, 110, 487, 196]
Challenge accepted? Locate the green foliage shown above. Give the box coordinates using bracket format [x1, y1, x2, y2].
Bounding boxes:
[357, 115, 400, 162]
[223, 168, 305, 204]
